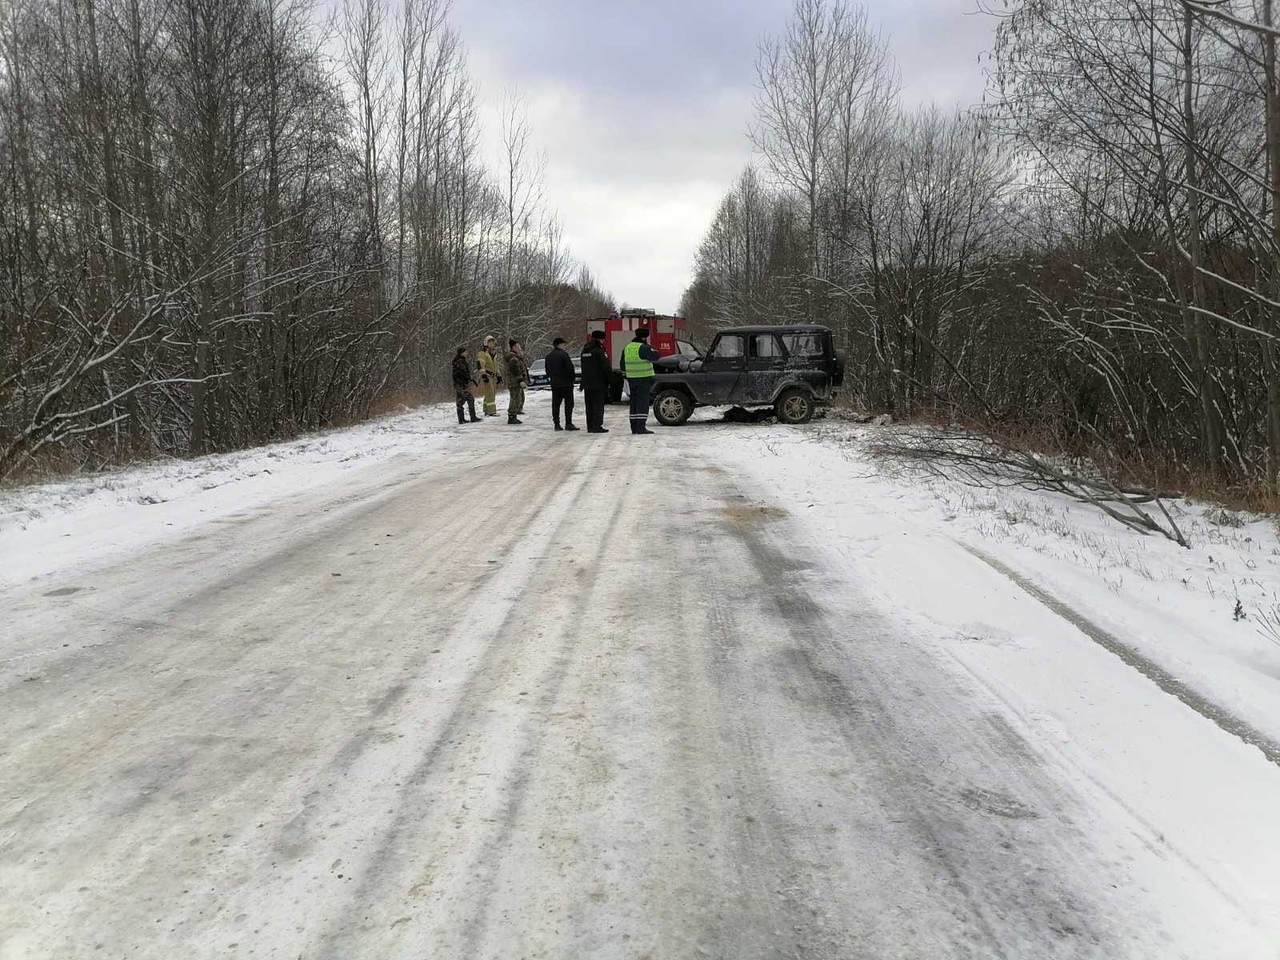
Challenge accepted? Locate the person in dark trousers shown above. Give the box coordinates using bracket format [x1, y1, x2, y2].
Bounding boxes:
[621, 328, 661, 435]
[579, 329, 610, 433]
[545, 338, 579, 431]
[452, 347, 481, 424]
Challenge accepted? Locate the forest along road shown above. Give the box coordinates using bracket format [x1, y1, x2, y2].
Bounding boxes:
[2, 402, 1278, 960]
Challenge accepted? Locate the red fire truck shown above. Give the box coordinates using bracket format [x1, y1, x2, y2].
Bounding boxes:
[586, 309, 700, 402]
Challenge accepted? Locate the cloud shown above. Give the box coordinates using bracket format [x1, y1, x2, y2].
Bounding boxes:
[875, 0, 995, 108]
[451, 0, 996, 312]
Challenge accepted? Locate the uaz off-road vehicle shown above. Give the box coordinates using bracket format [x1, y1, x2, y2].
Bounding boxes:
[649, 324, 845, 426]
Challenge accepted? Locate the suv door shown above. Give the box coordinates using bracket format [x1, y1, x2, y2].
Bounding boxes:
[731, 333, 788, 403]
[698, 334, 747, 403]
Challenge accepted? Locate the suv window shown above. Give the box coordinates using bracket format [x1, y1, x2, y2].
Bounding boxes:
[751, 335, 785, 358]
[712, 335, 745, 359]
[784, 333, 824, 357]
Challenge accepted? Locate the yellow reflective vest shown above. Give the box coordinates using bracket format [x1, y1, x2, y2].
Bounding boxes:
[622, 340, 655, 379]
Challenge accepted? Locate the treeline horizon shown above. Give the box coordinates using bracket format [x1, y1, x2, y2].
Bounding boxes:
[0, 0, 612, 479]
[682, 0, 1280, 499]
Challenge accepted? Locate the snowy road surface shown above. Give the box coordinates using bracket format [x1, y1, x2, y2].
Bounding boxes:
[3, 399, 1280, 959]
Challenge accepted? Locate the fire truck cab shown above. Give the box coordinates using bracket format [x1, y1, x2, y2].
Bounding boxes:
[586, 309, 700, 402]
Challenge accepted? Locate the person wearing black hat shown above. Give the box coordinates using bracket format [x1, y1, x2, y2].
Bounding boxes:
[545, 337, 578, 431]
[579, 329, 611, 433]
[620, 327, 661, 435]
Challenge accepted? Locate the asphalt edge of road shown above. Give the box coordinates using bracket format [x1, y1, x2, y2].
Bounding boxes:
[959, 542, 1280, 769]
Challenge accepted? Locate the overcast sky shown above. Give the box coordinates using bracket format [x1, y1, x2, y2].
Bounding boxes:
[450, 0, 996, 313]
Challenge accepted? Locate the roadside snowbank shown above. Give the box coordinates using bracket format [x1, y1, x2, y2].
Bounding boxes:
[706, 420, 1280, 750]
[0, 403, 465, 585]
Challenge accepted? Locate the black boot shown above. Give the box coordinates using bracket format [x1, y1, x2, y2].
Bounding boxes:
[509, 416, 522, 425]
[565, 423, 580, 431]
[554, 423, 563, 431]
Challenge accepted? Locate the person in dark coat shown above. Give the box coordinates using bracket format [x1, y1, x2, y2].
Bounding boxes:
[545, 337, 579, 431]
[451, 347, 481, 424]
[578, 329, 611, 433]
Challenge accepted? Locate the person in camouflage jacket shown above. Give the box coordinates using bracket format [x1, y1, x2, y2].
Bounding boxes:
[504, 340, 528, 424]
[451, 347, 480, 424]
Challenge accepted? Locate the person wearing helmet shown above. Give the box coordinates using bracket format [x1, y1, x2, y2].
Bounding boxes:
[475, 335, 502, 417]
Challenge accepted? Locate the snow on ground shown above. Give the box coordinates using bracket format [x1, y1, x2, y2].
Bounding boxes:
[0, 402, 469, 586]
[699, 417, 1280, 946]
[4, 403, 1280, 954]
[702, 417, 1280, 749]
[7, 400, 1278, 744]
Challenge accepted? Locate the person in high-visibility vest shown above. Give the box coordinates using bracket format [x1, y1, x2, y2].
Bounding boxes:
[621, 328, 661, 435]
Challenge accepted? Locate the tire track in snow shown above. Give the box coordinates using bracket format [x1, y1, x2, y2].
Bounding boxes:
[304, 439, 617, 959]
[714, 474, 1120, 958]
[960, 544, 1280, 768]
[263, 453, 582, 865]
[449, 458, 638, 960]
[0, 456, 550, 836]
[0, 443, 581, 955]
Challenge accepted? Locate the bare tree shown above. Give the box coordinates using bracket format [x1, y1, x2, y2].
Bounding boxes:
[0, 0, 609, 479]
[752, 0, 895, 316]
[684, 0, 1280, 503]
[497, 87, 546, 335]
[341, 0, 391, 310]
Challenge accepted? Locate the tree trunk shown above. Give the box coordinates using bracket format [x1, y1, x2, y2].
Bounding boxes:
[1266, 0, 1280, 492]
[1182, 8, 1224, 477]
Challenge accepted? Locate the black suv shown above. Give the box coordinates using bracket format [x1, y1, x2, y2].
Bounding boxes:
[649, 325, 844, 426]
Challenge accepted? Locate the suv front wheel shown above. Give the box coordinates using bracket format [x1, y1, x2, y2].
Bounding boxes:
[653, 389, 694, 426]
[775, 387, 814, 425]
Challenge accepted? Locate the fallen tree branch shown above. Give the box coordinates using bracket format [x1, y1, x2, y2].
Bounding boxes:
[870, 427, 1191, 548]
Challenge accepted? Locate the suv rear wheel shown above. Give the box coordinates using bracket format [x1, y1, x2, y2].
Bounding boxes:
[653, 389, 693, 426]
[775, 387, 814, 425]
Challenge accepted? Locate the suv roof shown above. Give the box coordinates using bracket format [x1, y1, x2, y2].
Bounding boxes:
[716, 324, 832, 336]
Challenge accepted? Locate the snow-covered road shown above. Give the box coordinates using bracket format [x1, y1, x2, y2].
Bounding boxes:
[3, 399, 1279, 958]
